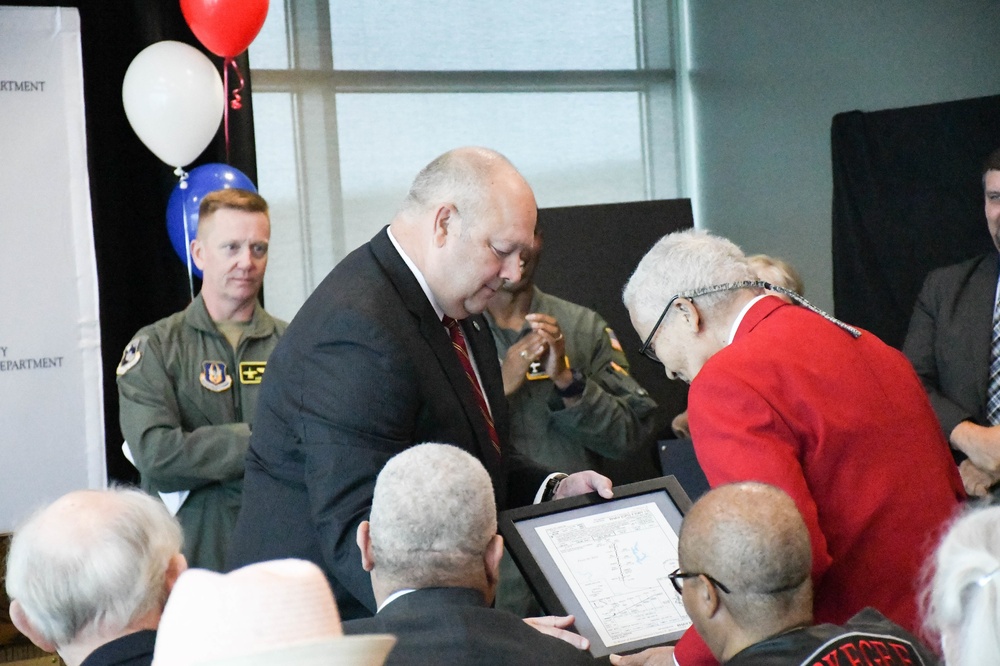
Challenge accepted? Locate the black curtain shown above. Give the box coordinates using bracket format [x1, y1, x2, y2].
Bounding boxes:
[8, 1, 258, 482]
[536, 199, 694, 483]
[831, 94, 1000, 348]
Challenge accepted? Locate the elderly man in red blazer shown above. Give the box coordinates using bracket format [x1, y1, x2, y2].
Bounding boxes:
[613, 230, 964, 666]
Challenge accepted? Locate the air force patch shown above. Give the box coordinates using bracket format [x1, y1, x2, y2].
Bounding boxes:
[116, 337, 145, 376]
[239, 361, 267, 384]
[200, 361, 232, 392]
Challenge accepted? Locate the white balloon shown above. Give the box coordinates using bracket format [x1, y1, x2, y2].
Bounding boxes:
[122, 41, 224, 168]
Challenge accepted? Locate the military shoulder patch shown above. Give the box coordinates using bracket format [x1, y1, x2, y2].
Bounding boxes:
[116, 337, 146, 376]
[200, 361, 232, 392]
[610, 360, 630, 376]
[605, 327, 623, 352]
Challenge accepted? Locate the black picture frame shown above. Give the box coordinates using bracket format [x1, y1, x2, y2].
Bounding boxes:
[499, 476, 694, 658]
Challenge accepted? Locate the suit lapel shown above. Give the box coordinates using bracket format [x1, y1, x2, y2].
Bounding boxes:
[968, 254, 999, 408]
[368, 228, 504, 465]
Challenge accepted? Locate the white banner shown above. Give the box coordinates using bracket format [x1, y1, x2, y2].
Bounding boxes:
[0, 7, 105, 532]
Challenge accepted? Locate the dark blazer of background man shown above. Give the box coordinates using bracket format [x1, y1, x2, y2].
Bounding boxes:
[904, 147, 1000, 497]
[228, 147, 612, 620]
[343, 443, 594, 666]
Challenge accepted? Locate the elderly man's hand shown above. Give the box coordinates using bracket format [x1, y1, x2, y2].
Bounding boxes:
[554, 471, 614, 500]
[610, 646, 675, 666]
[523, 615, 590, 650]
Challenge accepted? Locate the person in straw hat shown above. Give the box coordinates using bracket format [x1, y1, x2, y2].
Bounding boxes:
[152, 559, 395, 666]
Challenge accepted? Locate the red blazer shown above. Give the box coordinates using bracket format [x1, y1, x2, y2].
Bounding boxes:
[675, 297, 964, 665]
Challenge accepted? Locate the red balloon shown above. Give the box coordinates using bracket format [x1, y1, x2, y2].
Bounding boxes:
[180, 0, 269, 58]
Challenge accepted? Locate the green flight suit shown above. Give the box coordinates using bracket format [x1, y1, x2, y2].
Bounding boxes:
[485, 287, 659, 616]
[116, 294, 286, 570]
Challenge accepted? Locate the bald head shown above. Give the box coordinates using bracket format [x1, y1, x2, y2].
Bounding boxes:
[391, 147, 537, 319]
[5, 488, 183, 660]
[678, 483, 812, 659]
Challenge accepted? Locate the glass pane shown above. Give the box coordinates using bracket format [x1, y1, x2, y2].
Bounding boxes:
[328, 0, 637, 71]
[249, 0, 289, 70]
[253, 93, 305, 323]
[335, 91, 650, 252]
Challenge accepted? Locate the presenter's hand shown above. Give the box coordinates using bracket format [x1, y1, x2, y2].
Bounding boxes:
[610, 646, 675, 666]
[555, 470, 614, 500]
[501, 332, 546, 396]
[523, 615, 590, 650]
[959, 459, 1000, 497]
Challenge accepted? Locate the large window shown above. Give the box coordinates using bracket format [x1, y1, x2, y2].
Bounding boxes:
[250, 0, 682, 321]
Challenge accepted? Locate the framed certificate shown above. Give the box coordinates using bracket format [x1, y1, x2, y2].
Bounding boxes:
[499, 476, 693, 658]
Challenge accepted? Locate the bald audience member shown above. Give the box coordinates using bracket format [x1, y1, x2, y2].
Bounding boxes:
[613, 483, 936, 665]
[5, 488, 186, 666]
[343, 443, 594, 665]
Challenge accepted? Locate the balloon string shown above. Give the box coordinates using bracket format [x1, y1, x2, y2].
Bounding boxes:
[223, 57, 231, 164]
[222, 58, 246, 164]
[178, 170, 195, 302]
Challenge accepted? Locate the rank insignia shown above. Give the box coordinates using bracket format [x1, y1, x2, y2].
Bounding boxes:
[240, 361, 267, 384]
[116, 337, 144, 376]
[200, 361, 232, 392]
[606, 327, 623, 352]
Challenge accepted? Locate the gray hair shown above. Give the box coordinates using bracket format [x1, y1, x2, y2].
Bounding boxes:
[5, 487, 183, 647]
[679, 482, 812, 630]
[369, 443, 496, 588]
[399, 147, 518, 230]
[925, 504, 1000, 666]
[623, 229, 758, 325]
[746, 254, 804, 297]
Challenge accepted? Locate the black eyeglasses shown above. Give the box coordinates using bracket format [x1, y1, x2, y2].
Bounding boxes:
[638, 294, 682, 363]
[668, 567, 731, 595]
[638, 280, 862, 364]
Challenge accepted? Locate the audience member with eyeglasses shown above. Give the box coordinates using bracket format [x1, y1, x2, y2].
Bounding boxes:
[612, 483, 937, 666]
[620, 229, 964, 666]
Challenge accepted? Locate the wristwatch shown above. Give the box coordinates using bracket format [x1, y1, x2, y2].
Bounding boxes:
[554, 368, 585, 399]
[541, 473, 569, 502]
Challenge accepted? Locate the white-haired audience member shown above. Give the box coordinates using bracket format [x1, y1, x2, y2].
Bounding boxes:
[612, 483, 936, 665]
[5, 487, 187, 666]
[623, 229, 964, 665]
[926, 504, 1000, 666]
[152, 559, 395, 666]
[343, 443, 595, 665]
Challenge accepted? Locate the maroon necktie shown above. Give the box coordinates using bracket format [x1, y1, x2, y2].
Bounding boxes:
[442, 316, 501, 458]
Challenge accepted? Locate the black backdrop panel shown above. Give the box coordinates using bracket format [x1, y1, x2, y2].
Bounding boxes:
[535, 199, 694, 484]
[831, 94, 1000, 349]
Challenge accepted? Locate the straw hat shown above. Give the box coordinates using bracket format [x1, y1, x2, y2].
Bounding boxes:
[153, 559, 395, 666]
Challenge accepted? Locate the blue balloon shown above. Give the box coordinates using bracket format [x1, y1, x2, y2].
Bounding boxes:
[166, 163, 257, 278]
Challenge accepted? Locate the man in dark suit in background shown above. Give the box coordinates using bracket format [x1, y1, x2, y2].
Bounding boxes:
[227, 147, 612, 619]
[904, 147, 1000, 496]
[344, 443, 594, 665]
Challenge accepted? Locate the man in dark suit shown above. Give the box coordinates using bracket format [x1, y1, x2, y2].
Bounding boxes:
[343, 442, 594, 665]
[903, 147, 1000, 496]
[227, 147, 612, 619]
